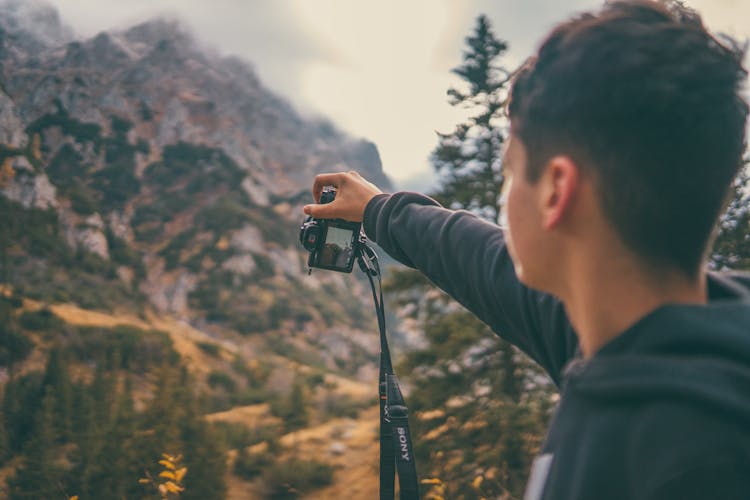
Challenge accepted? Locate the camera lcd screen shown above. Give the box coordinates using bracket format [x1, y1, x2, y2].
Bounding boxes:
[319, 225, 356, 270]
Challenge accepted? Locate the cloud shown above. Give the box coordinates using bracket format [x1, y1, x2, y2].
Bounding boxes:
[47, 0, 337, 108]
[432, 0, 600, 73]
[39, 0, 750, 185]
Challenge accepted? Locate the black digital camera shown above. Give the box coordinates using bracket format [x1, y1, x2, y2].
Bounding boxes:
[299, 187, 362, 273]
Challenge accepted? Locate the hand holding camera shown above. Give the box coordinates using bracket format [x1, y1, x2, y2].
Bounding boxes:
[303, 171, 382, 222]
[299, 171, 383, 273]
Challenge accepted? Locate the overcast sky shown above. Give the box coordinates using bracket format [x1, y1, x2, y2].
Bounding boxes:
[46, 0, 750, 190]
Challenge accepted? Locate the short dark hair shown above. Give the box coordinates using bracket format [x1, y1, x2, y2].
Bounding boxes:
[508, 0, 748, 277]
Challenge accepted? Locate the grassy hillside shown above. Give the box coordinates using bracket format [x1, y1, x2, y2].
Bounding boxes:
[0, 286, 383, 498]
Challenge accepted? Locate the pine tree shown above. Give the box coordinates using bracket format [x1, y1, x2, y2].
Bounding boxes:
[41, 347, 73, 441]
[431, 14, 510, 221]
[0, 168, 15, 291]
[7, 387, 66, 499]
[134, 365, 227, 499]
[285, 372, 310, 432]
[712, 162, 750, 271]
[81, 374, 140, 499]
[67, 386, 101, 499]
[384, 15, 554, 498]
[3, 372, 44, 453]
[270, 370, 310, 433]
[181, 395, 227, 500]
[135, 362, 185, 492]
[0, 406, 10, 465]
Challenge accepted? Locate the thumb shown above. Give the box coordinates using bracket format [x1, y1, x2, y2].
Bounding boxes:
[303, 201, 337, 219]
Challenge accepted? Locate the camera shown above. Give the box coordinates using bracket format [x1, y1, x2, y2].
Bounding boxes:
[299, 187, 362, 273]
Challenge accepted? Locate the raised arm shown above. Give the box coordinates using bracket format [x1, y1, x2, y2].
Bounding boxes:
[304, 173, 578, 384]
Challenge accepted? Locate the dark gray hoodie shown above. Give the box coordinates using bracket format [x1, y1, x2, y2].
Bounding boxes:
[363, 191, 750, 500]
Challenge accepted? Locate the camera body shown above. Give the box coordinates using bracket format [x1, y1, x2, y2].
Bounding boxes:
[299, 187, 362, 273]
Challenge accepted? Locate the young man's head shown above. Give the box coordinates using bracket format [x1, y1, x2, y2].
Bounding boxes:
[503, 0, 748, 288]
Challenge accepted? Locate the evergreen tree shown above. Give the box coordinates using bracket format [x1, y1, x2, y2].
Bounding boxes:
[0, 406, 10, 466]
[67, 385, 101, 499]
[135, 365, 227, 499]
[3, 372, 44, 452]
[271, 370, 310, 433]
[7, 387, 66, 499]
[285, 372, 310, 432]
[71, 373, 140, 499]
[0, 164, 16, 291]
[431, 14, 510, 221]
[712, 162, 750, 271]
[41, 347, 73, 441]
[384, 15, 554, 497]
[181, 388, 227, 499]
[135, 362, 185, 494]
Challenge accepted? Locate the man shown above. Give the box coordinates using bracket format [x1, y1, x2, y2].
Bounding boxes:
[303, 1, 750, 498]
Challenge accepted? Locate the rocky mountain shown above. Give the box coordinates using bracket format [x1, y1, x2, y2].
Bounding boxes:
[0, 0, 393, 355]
[0, 2, 395, 496]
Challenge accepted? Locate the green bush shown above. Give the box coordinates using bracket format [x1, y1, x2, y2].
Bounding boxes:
[0, 294, 23, 310]
[233, 387, 270, 406]
[230, 315, 270, 335]
[145, 142, 244, 190]
[158, 228, 198, 270]
[0, 324, 34, 366]
[26, 111, 102, 145]
[0, 144, 22, 163]
[106, 229, 145, 281]
[189, 270, 264, 329]
[0, 198, 66, 259]
[196, 196, 249, 233]
[67, 325, 178, 370]
[68, 185, 98, 215]
[131, 203, 161, 228]
[196, 341, 221, 358]
[50, 267, 143, 312]
[322, 393, 366, 419]
[132, 193, 193, 242]
[90, 161, 140, 211]
[234, 447, 273, 479]
[46, 143, 85, 189]
[75, 249, 114, 277]
[212, 421, 278, 450]
[207, 370, 236, 392]
[262, 458, 334, 499]
[251, 253, 275, 280]
[110, 115, 133, 136]
[136, 138, 150, 154]
[19, 308, 64, 331]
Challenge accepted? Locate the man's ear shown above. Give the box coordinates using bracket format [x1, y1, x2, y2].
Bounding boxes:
[540, 155, 579, 230]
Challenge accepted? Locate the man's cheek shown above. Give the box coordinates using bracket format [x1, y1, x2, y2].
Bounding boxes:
[498, 178, 512, 229]
[502, 226, 520, 269]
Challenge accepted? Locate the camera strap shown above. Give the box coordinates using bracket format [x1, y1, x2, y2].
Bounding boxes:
[358, 243, 420, 500]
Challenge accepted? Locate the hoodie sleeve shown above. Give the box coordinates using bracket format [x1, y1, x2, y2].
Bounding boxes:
[363, 192, 578, 384]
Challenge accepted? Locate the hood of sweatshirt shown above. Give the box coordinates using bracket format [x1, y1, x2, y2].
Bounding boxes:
[563, 271, 750, 423]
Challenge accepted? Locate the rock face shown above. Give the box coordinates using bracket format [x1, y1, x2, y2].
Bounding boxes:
[0, 0, 73, 62]
[1, 169, 57, 209]
[0, 7, 392, 199]
[0, 92, 26, 147]
[0, 1, 389, 375]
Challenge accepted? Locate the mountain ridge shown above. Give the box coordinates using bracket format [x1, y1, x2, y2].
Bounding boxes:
[0, 2, 398, 496]
[0, 0, 393, 436]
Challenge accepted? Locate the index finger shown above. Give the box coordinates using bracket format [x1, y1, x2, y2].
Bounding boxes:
[312, 172, 347, 202]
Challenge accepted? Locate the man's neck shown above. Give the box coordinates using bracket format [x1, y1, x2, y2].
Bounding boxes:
[560, 254, 707, 358]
